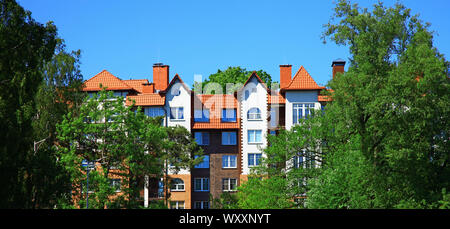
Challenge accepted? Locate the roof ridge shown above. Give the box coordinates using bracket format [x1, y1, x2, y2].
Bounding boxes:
[284, 65, 323, 90]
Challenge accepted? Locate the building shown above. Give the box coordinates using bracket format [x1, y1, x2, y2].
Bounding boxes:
[81, 60, 345, 209]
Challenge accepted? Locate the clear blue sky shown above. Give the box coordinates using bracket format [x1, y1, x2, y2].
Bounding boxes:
[17, 0, 450, 87]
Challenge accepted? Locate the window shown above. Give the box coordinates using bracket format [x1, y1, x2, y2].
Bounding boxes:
[172, 88, 181, 96]
[248, 153, 262, 167]
[293, 103, 315, 124]
[113, 91, 128, 98]
[222, 132, 237, 145]
[170, 178, 185, 191]
[248, 130, 262, 144]
[170, 201, 185, 209]
[194, 178, 209, 192]
[222, 109, 237, 122]
[170, 107, 184, 120]
[222, 155, 237, 168]
[194, 201, 210, 209]
[244, 90, 250, 100]
[194, 155, 209, 169]
[144, 107, 165, 117]
[293, 154, 304, 169]
[109, 179, 121, 192]
[293, 151, 315, 168]
[247, 107, 261, 120]
[194, 109, 210, 122]
[195, 132, 210, 145]
[222, 178, 237, 192]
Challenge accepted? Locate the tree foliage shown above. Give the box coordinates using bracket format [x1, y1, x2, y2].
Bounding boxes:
[194, 66, 273, 94]
[308, 0, 450, 208]
[0, 0, 57, 208]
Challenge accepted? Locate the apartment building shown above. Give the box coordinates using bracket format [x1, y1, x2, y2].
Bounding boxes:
[81, 60, 345, 209]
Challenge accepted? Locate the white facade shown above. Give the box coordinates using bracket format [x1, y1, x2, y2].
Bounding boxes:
[285, 90, 321, 130]
[164, 77, 191, 175]
[239, 76, 268, 175]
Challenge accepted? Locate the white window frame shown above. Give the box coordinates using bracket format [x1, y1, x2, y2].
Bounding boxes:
[170, 178, 185, 192]
[222, 155, 237, 168]
[222, 178, 237, 192]
[248, 153, 262, 167]
[247, 107, 262, 120]
[248, 129, 262, 144]
[170, 201, 185, 209]
[293, 103, 315, 124]
[170, 107, 184, 120]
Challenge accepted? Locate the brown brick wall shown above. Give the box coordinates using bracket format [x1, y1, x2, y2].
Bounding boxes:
[191, 129, 240, 206]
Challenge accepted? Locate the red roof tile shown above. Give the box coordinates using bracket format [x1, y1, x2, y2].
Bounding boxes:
[281, 66, 325, 91]
[126, 93, 165, 106]
[318, 89, 334, 102]
[83, 70, 133, 91]
[123, 79, 149, 93]
[192, 94, 239, 129]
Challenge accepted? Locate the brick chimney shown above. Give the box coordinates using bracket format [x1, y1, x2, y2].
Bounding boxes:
[142, 83, 155, 94]
[280, 65, 292, 89]
[153, 63, 169, 91]
[332, 59, 346, 79]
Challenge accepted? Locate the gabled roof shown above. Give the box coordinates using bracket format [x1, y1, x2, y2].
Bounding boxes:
[236, 71, 269, 94]
[281, 66, 325, 91]
[83, 70, 133, 91]
[159, 74, 191, 94]
[123, 79, 149, 93]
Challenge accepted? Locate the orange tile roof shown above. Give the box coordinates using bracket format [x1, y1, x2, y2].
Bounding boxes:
[318, 89, 334, 102]
[83, 70, 133, 91]
[126, 93, 165, 106]
[281, 66, 325, 91]
[268, 91, 286, 104]
[123, 79, 149, 93]
[192, 94, 239, 129]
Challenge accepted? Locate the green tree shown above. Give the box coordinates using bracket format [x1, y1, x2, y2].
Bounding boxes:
[194, 66, 272, 94]
[56, 89, 167, 208]
[0, 0, 57, 208]
[161, 126, 204, 207]
[236, 112, 325, 209]
[26, 39, 84, 208]
[308, 0, 449, 208]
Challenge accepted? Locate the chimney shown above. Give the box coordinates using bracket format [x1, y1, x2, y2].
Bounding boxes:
[153, 63, 169, 91]
[142, 83, 155, 94]
[280, 65, 292, 89]
[332, 59, 346, 79]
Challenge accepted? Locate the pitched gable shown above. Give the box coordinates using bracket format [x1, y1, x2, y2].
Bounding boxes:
[83, 70, 132, 91]
[281, 66, 325, 91]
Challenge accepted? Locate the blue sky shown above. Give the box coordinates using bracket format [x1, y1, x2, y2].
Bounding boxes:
[17, 0, 450, 87]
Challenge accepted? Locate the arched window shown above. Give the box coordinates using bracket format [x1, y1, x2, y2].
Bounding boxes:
[247, 107, 261, 120]
[170, 178, 185, 191]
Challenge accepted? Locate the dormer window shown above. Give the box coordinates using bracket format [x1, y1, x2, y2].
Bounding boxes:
[247, 107, 261, 120]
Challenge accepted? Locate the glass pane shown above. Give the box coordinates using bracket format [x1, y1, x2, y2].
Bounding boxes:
[248, 154, 254, 166]
[248, 130, 255, 143]
[178, 107, 184, 119]
[255, 130, 262, 142]
[230, 155, 236, 167]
